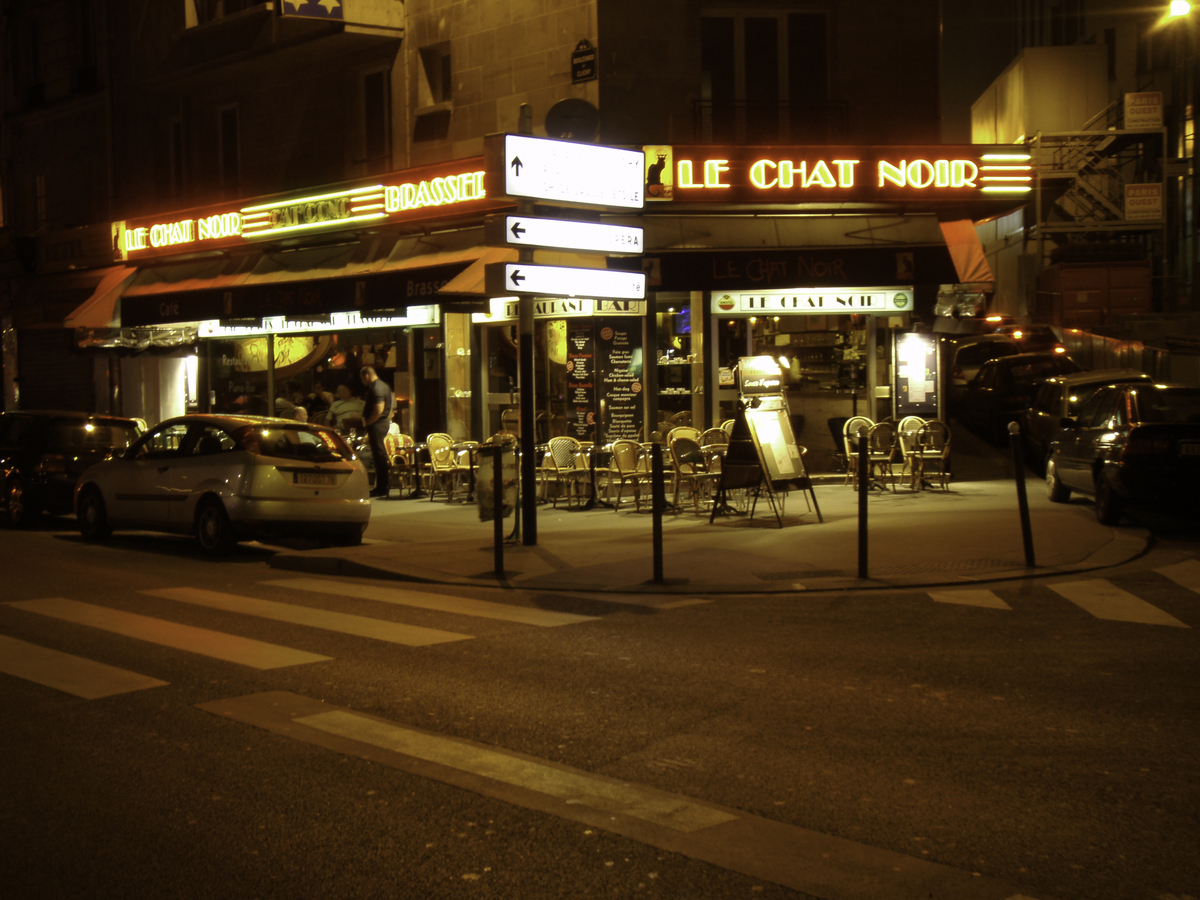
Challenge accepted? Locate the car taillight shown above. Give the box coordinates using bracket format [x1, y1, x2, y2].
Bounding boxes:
[35, 453, 67, 474]
[1121, 433, 1171, 459]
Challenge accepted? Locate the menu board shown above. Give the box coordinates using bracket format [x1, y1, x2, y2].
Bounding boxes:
[595, 317, 644, 442]
[565, 320, 595, 440]
[891, 332, 941, 420]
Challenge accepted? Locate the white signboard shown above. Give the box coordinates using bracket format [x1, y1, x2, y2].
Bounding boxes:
[1124, 92, 1163, 131]
[485, 262, 646, 300]
[487, 134, 644, 209]
[197, 306, 439, 337]
[1124, 183, 1163, 221]
[472, 296, 646, 323]
[485, 214, 643, 254]
[712, 287, 914, 315]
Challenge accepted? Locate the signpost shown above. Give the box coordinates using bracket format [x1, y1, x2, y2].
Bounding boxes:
[484, 125, 646, 546]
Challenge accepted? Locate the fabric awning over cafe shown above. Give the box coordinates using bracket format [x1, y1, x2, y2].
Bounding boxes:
[62, 266, 139, 329]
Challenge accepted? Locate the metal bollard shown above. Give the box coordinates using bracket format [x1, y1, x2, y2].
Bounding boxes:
[1007, 421, 1036, 568]
[651, 443, 664, 584]
[493, 449, 505, 577]
[857, 428, 869, 579]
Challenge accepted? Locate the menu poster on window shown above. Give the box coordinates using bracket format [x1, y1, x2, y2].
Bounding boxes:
[596, 317, 644, 442]
[891, 332, 940, 420]
[565, 320, 595, 441]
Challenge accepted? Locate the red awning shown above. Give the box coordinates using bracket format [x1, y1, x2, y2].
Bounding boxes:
[938, 220, 994, 288]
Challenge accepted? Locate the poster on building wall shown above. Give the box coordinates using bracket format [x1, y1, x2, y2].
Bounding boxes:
[565, 320, 596, 440]
[1124, 184, 1163, 221]
[596, 318, 644, 442]
[891, 332, 940, 420]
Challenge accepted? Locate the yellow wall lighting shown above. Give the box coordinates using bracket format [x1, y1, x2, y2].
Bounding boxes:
[241, 186, 386, 238]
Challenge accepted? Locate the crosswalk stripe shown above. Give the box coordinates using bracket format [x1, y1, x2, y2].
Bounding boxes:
[8, 598, 331, 669]
[294, 709, 739, 833]
[928, 589, 1012, 610]
[264, 578, 597, 627]
[1155, 559, 1200, 595]
[143, 587, 473, 646]
[0, 634, 168, 698]
[1048, 580, 1190, 628]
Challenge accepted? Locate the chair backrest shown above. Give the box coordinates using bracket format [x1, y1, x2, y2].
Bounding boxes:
[669, 410, 692, 427]
[484, 431, 517, 447]
[669, 437, 707, 474]
[426, 433, 456, 468]
[843, 416, 874, 454]
[720, 419, 736, 436]
[546, 436, 583, 470]
[700, 428, 729, 446]
[868, 421, 897, 453]
[897, 416, 925, 453]
[916, 420, 951, 451]
[610, 439, 644, 474]
[667, 426, 701, 444]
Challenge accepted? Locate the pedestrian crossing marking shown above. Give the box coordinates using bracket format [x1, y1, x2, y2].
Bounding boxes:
[1048, 580, 1191, 628]
[143, 587, 473, 646]
[264, 578, 597, 627]
[928, 589, 1012, 610]
[0, 634, 167, 698]
[293, 709, 740, 833]
[8, 598, 331, 668]
[1155, 559, 1200, 595]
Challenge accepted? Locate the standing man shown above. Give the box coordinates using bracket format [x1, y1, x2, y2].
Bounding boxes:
[360, 366, 394, 498]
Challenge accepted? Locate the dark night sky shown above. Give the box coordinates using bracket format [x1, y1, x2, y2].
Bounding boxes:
[941, 0, 1019, 142]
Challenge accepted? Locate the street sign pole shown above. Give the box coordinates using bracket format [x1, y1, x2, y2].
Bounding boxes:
[516, 106, 538, 546]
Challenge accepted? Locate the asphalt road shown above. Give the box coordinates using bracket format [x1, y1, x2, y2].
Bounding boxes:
[1, 514, 1197, 900]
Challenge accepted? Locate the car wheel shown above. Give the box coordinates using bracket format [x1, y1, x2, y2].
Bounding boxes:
[6, 476, 39, 528]
[195, 499, 237, 555]
[1094, 478, 1124, 526]
[77, 487, 112, 541]
[1045, 458, 1071, 503]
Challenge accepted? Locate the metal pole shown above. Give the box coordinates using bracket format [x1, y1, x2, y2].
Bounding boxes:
[1008, 422, 1036, 568]
[265, 333, 275, 418]
[651, 442, 664, 584]
[493, 448, 504, 577]
[516, 103, 538, 546]
[857, 428, 869, 579]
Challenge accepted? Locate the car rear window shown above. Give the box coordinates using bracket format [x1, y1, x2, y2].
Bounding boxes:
[235, 424, 354, 461]
[52, 419, 141, 450]
[1135, 388, 1200, 424]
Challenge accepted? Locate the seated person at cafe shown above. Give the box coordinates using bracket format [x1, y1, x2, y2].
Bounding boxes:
[328, 383, 365, 431]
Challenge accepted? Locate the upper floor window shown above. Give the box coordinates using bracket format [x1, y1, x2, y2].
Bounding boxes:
[699, 11, 830, 144]
[362, 69, 391, 173]
[418, 42, 452, 106]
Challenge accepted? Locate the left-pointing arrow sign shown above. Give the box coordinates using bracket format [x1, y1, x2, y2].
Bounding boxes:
[485, 214, 643, 254]
[485, 262, 646, 300]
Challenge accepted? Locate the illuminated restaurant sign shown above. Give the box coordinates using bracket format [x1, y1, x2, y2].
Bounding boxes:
[115, 161, 494, 260]
[472, 296, 646, 323]
[644, 146, 1032, 203]
[713, 287, 914, 315]
[198, 306, 440, 338]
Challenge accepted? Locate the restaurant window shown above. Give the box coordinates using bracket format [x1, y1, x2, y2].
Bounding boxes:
[218, 104, 239, 194]
[699, 11, 829, 143]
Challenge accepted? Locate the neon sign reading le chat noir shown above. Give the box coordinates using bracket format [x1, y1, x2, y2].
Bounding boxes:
[121, 170, 487, 254]
[675, 154, 1031, 195]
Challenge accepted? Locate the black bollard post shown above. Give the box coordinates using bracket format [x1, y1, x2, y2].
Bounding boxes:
[857, 428, 869, 579]
[651, 443, 664, 584]
[1008, 421, 1036, 568]
[493, 448, 505, 578]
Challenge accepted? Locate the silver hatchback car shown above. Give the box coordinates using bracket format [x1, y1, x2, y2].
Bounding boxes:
[76, 414, 371, 553]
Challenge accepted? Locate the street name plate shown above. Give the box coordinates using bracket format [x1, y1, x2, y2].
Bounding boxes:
[484, 262, 646, 300]
[486, 134, 645, 209]
[484, 215, 643, 254]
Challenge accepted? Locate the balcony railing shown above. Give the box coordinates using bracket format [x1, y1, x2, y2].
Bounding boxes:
[693, 100, 848, 144]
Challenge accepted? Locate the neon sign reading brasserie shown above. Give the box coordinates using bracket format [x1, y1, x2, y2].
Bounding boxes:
[119, 166, 488, 257]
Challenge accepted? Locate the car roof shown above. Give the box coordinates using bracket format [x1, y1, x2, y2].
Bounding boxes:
[987, 351, 1071, 367]
[157, 413, 328, 429]
[1044, 369, 1151, 388]
[0, 409, 141, 423]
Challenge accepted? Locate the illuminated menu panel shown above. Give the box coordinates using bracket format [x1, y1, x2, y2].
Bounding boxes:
[116, 161, 494, 260]
[645, 146, 1033, 203]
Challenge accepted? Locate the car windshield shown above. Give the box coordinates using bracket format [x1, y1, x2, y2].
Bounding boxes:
[52, 420, 141, 450]
[1134, 388, 1200, 424]
[957, 342, 1019, 366]
[234, 424, 354, 461]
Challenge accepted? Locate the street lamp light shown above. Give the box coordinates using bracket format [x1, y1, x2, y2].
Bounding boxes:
[1167, 1, 1193, 19]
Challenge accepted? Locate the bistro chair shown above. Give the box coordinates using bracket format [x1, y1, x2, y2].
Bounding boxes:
[668, 410, 692, 427]
[668, 436, 720, 513]
[542, 436, 590, 508]
[608, 439, 651, 511]
[842, 416, 874, 485]
[384, 433, 418, 497]
[424, 432, 468, 501]
[866, 421, 899, 491]
[896, 415, 926, 489]
[667, 425, 701, 444]
[913, 420, 952, 490]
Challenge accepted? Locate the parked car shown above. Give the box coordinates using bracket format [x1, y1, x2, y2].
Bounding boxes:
[943, 334, 1021, 411]
[1019, 369, 1153, 470]
[1, 410, 144, 527]
[957, 352, 1084, 444]
[994, 323, 1065, 354]
[1046, 383, 1200, 524]
[75, 414, 371, 553]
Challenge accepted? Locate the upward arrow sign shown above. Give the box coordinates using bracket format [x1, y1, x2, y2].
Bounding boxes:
[510, 156, 523, 177]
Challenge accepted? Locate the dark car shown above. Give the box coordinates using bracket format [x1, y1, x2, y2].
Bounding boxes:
[943, 334, 1021, 412]
[957, 352, 1085, 444]
[1046, 383, 1200, 524]
[1019, 369, 1153, 470]
[0, 410, 144, 527]
[994, 323, 1065, 354]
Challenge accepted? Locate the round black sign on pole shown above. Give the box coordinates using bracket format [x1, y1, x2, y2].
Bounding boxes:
[545, 98, 600, 143]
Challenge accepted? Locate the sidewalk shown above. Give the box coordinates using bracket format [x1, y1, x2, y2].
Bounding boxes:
[269, 430, 1152, 593]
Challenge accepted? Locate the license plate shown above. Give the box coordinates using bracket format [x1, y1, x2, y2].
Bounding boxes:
[295, 472, 337, 486]
[1180, 443, 1200, 457]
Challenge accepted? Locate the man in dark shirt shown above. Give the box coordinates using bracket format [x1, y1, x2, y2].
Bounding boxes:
[359, 366, 394, 498]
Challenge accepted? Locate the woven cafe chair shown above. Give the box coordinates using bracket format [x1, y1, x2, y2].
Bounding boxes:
[896, 415, 926, 489]
[383, 433, 418, 497]
[424, 432, 467, 502]
[842, 416, 874, 485]
[608, 439, 651, 511]
[667, 425, 701, 444]
[543, 436, 589, 508]
[866, 421, 899, 491]
[668, 436, 720, 513]
[913, 420, 952, 490]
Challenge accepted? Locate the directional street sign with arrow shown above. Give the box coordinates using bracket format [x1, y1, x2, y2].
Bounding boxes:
[484, 214, 642, 254]
[484, 134, 645, 209]
[484, 262, 646, 300]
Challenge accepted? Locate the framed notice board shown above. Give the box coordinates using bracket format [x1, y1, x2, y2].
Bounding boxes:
[891, 331, 941, 420]
[744, 401, 807, 487]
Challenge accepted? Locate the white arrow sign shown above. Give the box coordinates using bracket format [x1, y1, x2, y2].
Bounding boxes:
[485, 262, 646, 300]
[486, 215, 643, 254]
[488, 134, 645, 209]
